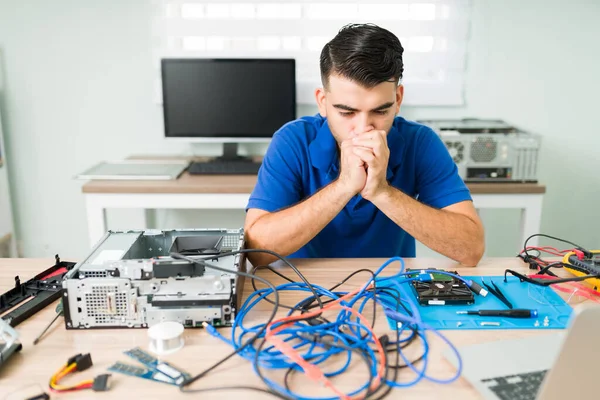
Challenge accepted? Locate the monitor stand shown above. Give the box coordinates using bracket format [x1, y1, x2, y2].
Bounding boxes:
[216, 143, 252, 162]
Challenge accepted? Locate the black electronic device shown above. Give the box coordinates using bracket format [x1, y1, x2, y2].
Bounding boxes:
[406, 268, 475, 305]
[161, 58, 296, 166]
[187, 159, 262, 175]
[0, 255, 75, 327]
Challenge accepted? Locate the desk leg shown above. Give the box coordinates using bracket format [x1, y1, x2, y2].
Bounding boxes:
[85, 196, 107, 247]
[520, 195, 543, 249]
[472, 193, 544, 252]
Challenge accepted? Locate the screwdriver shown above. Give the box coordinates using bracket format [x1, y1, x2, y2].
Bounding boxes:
[33, 301, 63, 345]
[456, 309, 538, 318]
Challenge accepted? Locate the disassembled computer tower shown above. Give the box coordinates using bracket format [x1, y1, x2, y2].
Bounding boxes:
[418, 118, 541, 183]
[61, 229, 246, 329]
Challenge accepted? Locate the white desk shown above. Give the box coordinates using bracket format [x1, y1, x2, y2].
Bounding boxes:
[82, 173, 545, 251]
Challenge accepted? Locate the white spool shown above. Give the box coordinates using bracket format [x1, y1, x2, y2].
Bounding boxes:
[147, 321, 184, 355]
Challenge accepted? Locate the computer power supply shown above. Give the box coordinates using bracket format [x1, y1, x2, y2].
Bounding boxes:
[419, 119, 541, 183]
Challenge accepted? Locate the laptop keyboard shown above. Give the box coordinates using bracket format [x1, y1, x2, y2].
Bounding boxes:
[481, 370, 548, 400]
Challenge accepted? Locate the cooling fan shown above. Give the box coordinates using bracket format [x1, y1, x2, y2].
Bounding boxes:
[444, 141, 465, 164]
[409, 270, 475, 305]
[470, 137, 498, 163]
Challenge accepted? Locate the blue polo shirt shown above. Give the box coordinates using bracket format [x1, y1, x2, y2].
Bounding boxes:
[246, 114, 472, 258]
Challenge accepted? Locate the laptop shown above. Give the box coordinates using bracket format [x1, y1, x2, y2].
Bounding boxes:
[445, 303, 600, 400]
[75, 160, 189, 180]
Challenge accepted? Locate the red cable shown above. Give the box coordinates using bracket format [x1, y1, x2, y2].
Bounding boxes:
[529, 274, 600, 302]
[39, 266, 68, 280]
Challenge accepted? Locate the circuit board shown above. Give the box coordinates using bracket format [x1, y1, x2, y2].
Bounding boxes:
[109, 347, 191, 386]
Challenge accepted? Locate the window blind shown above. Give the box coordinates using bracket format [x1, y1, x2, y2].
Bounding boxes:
[153, 0, 471, 106]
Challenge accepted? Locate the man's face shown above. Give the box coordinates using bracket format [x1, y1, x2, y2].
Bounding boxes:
[315, 73, 404, 143]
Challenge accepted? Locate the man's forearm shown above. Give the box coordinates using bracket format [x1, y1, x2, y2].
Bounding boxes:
[245, 181, 355, 266]
[371, 187, 484, 266]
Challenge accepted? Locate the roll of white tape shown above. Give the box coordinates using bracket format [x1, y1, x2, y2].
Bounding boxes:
[147, 321, 184, 355]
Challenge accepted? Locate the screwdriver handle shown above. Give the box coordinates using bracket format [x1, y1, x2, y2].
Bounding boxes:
[479, 309, 537, 318]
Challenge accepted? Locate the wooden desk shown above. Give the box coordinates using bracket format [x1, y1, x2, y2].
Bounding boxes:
[81, 172, 546, 250]
[0, 257, 566, 399]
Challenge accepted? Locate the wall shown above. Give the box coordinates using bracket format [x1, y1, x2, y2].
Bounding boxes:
[0, 96, 16, 257]
[0, 0, 598, 259]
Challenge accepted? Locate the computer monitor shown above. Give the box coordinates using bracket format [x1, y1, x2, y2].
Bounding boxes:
[161, 58, 296, 161]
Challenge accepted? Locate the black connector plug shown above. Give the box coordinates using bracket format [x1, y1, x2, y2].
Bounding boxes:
[378, 334, 390, 349]
[469, 281, 488, 297]
[577, 248, 594, 259]
[24, 393, 49, 400]
[75, 353, 93, 371]
[66, 353, 83, 366]
[92, 374, 111, 391]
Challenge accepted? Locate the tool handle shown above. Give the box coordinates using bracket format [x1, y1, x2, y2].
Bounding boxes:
[505, 309, 537, 318]
[479, 309, 536, 318]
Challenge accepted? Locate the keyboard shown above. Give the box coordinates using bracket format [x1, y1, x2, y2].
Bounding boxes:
[482, 370, 548, 400]
[187, 160, 262, 175]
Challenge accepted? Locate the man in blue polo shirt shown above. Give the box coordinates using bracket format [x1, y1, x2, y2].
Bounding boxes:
[244, 24, 485, 266]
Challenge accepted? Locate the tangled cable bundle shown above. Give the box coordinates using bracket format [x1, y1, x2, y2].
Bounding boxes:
[172, 251, 464, 400]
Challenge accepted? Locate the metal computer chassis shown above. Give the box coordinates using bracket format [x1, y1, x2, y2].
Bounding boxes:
[62, 229, 246, 329]
[418, 118, 541, 183]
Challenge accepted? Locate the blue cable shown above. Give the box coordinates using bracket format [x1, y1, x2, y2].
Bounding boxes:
[201, 256, 463, 399]
[384, 308, 463, 384]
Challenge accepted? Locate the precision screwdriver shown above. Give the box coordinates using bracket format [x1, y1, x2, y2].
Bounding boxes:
[456, 309, 538, 318]
[33, 300, 63, 345]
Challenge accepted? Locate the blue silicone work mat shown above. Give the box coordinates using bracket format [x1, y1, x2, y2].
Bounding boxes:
[379, 276, 573, 330]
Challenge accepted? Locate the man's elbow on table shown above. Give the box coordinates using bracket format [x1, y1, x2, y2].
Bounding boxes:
[458, 235, 485, 267]
[244, 235, 279, 268]
[243, 211, 281, 267]
[443, 202, 485, 267]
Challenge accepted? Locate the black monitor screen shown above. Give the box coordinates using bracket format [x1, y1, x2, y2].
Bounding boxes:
[161, 58, 296, 139]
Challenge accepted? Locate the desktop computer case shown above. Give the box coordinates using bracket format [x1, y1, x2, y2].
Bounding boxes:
[418, 119, 541, 183]
[62, 229, 246, 329]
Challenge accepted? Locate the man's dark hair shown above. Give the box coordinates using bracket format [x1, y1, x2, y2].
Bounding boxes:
[320, 23, 404, 89]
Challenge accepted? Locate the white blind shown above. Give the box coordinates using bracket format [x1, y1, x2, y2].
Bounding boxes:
[153, 0, 471, 105]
